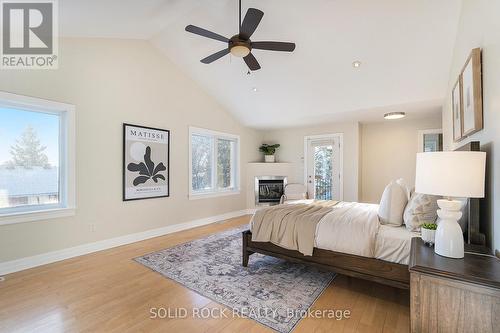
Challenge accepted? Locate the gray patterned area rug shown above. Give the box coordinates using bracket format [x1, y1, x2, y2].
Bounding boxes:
[135, 226, 336, 333]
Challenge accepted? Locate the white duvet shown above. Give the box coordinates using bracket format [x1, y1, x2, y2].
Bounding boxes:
[315, 202, 380, 258]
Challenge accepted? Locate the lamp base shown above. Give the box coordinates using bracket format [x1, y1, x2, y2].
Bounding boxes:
[434, 199, 464, 259]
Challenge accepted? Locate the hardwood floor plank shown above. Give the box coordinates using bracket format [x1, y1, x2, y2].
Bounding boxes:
[0, 215, 410, 333]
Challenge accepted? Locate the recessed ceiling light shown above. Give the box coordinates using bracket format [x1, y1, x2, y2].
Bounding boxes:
[384, 112, 406, 120]
[352, 61, 362, 68]
[252, 87, 258, 92]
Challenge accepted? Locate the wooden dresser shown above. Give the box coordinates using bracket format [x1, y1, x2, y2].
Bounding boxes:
[409, 238, 500, 333]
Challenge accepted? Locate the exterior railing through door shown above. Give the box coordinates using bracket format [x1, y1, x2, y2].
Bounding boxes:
[314, 176, 332, 200]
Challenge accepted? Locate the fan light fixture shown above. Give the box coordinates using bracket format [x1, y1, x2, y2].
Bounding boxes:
[184, 0, 296, 71]
[230, 45, 250, 57]
[384, 112, 406, 120]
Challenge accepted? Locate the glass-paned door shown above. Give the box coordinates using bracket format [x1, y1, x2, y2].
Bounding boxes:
[305, 136, 342, 200]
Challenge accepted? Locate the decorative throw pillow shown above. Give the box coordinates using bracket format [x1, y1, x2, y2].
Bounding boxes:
[378, 181, 408, 226]
[403, 193, 440, 231]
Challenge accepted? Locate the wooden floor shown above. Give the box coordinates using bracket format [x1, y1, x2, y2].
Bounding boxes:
[0, 216, 410, 333]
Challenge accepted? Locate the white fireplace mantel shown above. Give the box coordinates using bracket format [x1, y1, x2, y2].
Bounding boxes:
[246, 162, 296, 209]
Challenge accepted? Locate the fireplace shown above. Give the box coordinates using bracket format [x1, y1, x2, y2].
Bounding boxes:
[255, 176, 287, 206]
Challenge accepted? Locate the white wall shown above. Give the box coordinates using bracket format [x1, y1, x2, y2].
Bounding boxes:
[360, 115, 442, 203]
[442, 0, 500, 253]
[0, 38, 260, 263]
[260, 115, 442, 205]
[262, 122, 360, 202]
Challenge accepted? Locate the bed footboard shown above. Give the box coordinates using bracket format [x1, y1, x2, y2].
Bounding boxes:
[242, 230, 410, 289]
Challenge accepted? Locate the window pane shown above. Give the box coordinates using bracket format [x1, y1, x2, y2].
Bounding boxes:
[191, 134, 213, 191]
[217, 138, 234, 189]
[314, 145, 333, 200]
[0, 107, 60, 210]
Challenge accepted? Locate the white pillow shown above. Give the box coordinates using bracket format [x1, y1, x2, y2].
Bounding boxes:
[378, 181, 408, 226]
[396, 178, 411, 201]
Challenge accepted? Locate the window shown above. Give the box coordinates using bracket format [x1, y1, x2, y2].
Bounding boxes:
[189, 127, 239, 199]
[0, 92, 75, 225]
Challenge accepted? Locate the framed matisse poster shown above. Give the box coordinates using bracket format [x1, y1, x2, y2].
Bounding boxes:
[452, 76, 463, 142]
[461, 48, 483, 137]
[123, 124, 170, 201]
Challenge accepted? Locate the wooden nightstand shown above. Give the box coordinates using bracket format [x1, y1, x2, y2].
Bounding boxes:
[409, 238, 500, 332]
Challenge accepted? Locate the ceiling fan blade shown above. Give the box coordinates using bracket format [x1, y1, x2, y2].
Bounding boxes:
[200, 49, 230, 64]
[252, 41, 296, 52]
[185, 25, 229, 43]
[239, 8, 264, 40]
[243, 53, 261, 71]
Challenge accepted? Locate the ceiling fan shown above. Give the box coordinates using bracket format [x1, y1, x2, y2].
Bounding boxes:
[185, 0, 296, 71]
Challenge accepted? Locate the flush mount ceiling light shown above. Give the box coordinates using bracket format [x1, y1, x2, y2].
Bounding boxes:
[352, 61, 361, 68]
[384, 112, 406, 120]
[252, 87, 258, 92]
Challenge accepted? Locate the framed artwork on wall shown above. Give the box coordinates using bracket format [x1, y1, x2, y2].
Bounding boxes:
[123, 123, 170, 201]
[461, 48, 483, 137]
[452, 76, 463, 142]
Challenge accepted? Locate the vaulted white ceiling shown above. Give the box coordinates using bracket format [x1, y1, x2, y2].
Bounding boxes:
[60, 0, 461, 128]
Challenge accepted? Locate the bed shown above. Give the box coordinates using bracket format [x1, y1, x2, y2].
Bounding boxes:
[242, 141, 484, 290]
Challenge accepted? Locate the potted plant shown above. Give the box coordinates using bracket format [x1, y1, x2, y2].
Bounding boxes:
[421, 223, 437, 246]
[259, 144, 280, 163]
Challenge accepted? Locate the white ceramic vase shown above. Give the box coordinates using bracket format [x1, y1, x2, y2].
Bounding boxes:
[421, 228, 436, 245]
[264, 155, 275, 163]
[434, 199, 464, 258]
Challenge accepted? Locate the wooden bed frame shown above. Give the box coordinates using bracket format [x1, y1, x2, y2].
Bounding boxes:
[242, 230, 410, 289]
[242, 141, 484, 290]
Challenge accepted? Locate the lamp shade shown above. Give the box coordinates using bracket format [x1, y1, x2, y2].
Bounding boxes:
[415, 152, 486, 198]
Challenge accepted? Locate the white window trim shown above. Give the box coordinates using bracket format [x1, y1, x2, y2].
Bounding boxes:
[0, 91, 76, 225]
[188, 126, 240, 200]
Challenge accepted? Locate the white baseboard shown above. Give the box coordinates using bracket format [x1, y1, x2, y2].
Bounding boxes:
[0, 209, 252, 276]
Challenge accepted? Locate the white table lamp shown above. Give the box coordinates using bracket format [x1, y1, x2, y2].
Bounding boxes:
[415, 151, 486, 258]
